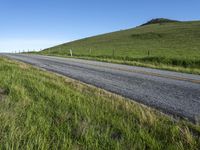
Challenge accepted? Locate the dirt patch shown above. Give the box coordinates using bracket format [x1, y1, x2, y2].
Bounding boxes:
[19, 63, 29, 70]
[111, 129, 122, 140]
[0, 88, 7, 101]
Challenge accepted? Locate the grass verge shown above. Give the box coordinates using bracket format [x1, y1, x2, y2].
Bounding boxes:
[38, 53, 200, 75]
[0, 57, 200, 149]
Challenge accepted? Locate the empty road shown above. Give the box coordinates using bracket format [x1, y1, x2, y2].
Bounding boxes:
[1, 54, 200, 122]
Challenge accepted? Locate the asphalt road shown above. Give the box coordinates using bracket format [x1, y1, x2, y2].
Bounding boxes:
[1, 54, 200, 122]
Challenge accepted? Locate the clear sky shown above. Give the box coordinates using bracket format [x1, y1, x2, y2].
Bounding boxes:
[0, 0, 199, 52]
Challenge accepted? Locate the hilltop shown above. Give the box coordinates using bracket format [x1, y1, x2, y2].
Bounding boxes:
[141, 18, 179, 26]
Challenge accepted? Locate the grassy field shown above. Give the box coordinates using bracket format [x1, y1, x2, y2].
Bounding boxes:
[40, 20, 200, 74]
[0, 57, 200, 149]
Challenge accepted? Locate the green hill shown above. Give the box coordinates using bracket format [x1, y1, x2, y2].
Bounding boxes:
[40, 19, 200, 74]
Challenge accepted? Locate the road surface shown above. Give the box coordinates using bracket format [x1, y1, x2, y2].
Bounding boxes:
[1, 54, 200, 122]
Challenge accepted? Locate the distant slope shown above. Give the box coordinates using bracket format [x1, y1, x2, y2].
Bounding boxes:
[40, 19, 200, 72]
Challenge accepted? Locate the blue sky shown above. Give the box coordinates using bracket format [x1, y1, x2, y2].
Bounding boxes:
[0, 0, 199, 52]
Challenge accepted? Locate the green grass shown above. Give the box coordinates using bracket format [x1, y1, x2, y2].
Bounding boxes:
[40, 20, 200, 74]
[0, 57, 200, 149]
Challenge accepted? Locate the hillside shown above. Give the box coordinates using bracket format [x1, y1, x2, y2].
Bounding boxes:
[40, 19, 200, 73]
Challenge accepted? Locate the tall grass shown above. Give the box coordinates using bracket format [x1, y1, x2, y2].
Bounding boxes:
[0, 57, 200, 149]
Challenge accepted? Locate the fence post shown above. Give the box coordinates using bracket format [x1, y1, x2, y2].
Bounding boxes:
[148, 50, 150, 57]
[70, 49, 73, 57]
[112, 49, 115, 58]
[89, 48, 92, 55]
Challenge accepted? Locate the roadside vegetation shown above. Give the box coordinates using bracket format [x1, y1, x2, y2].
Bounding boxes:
[0, 57, 200, 149]
[40, 19, 200, 74]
